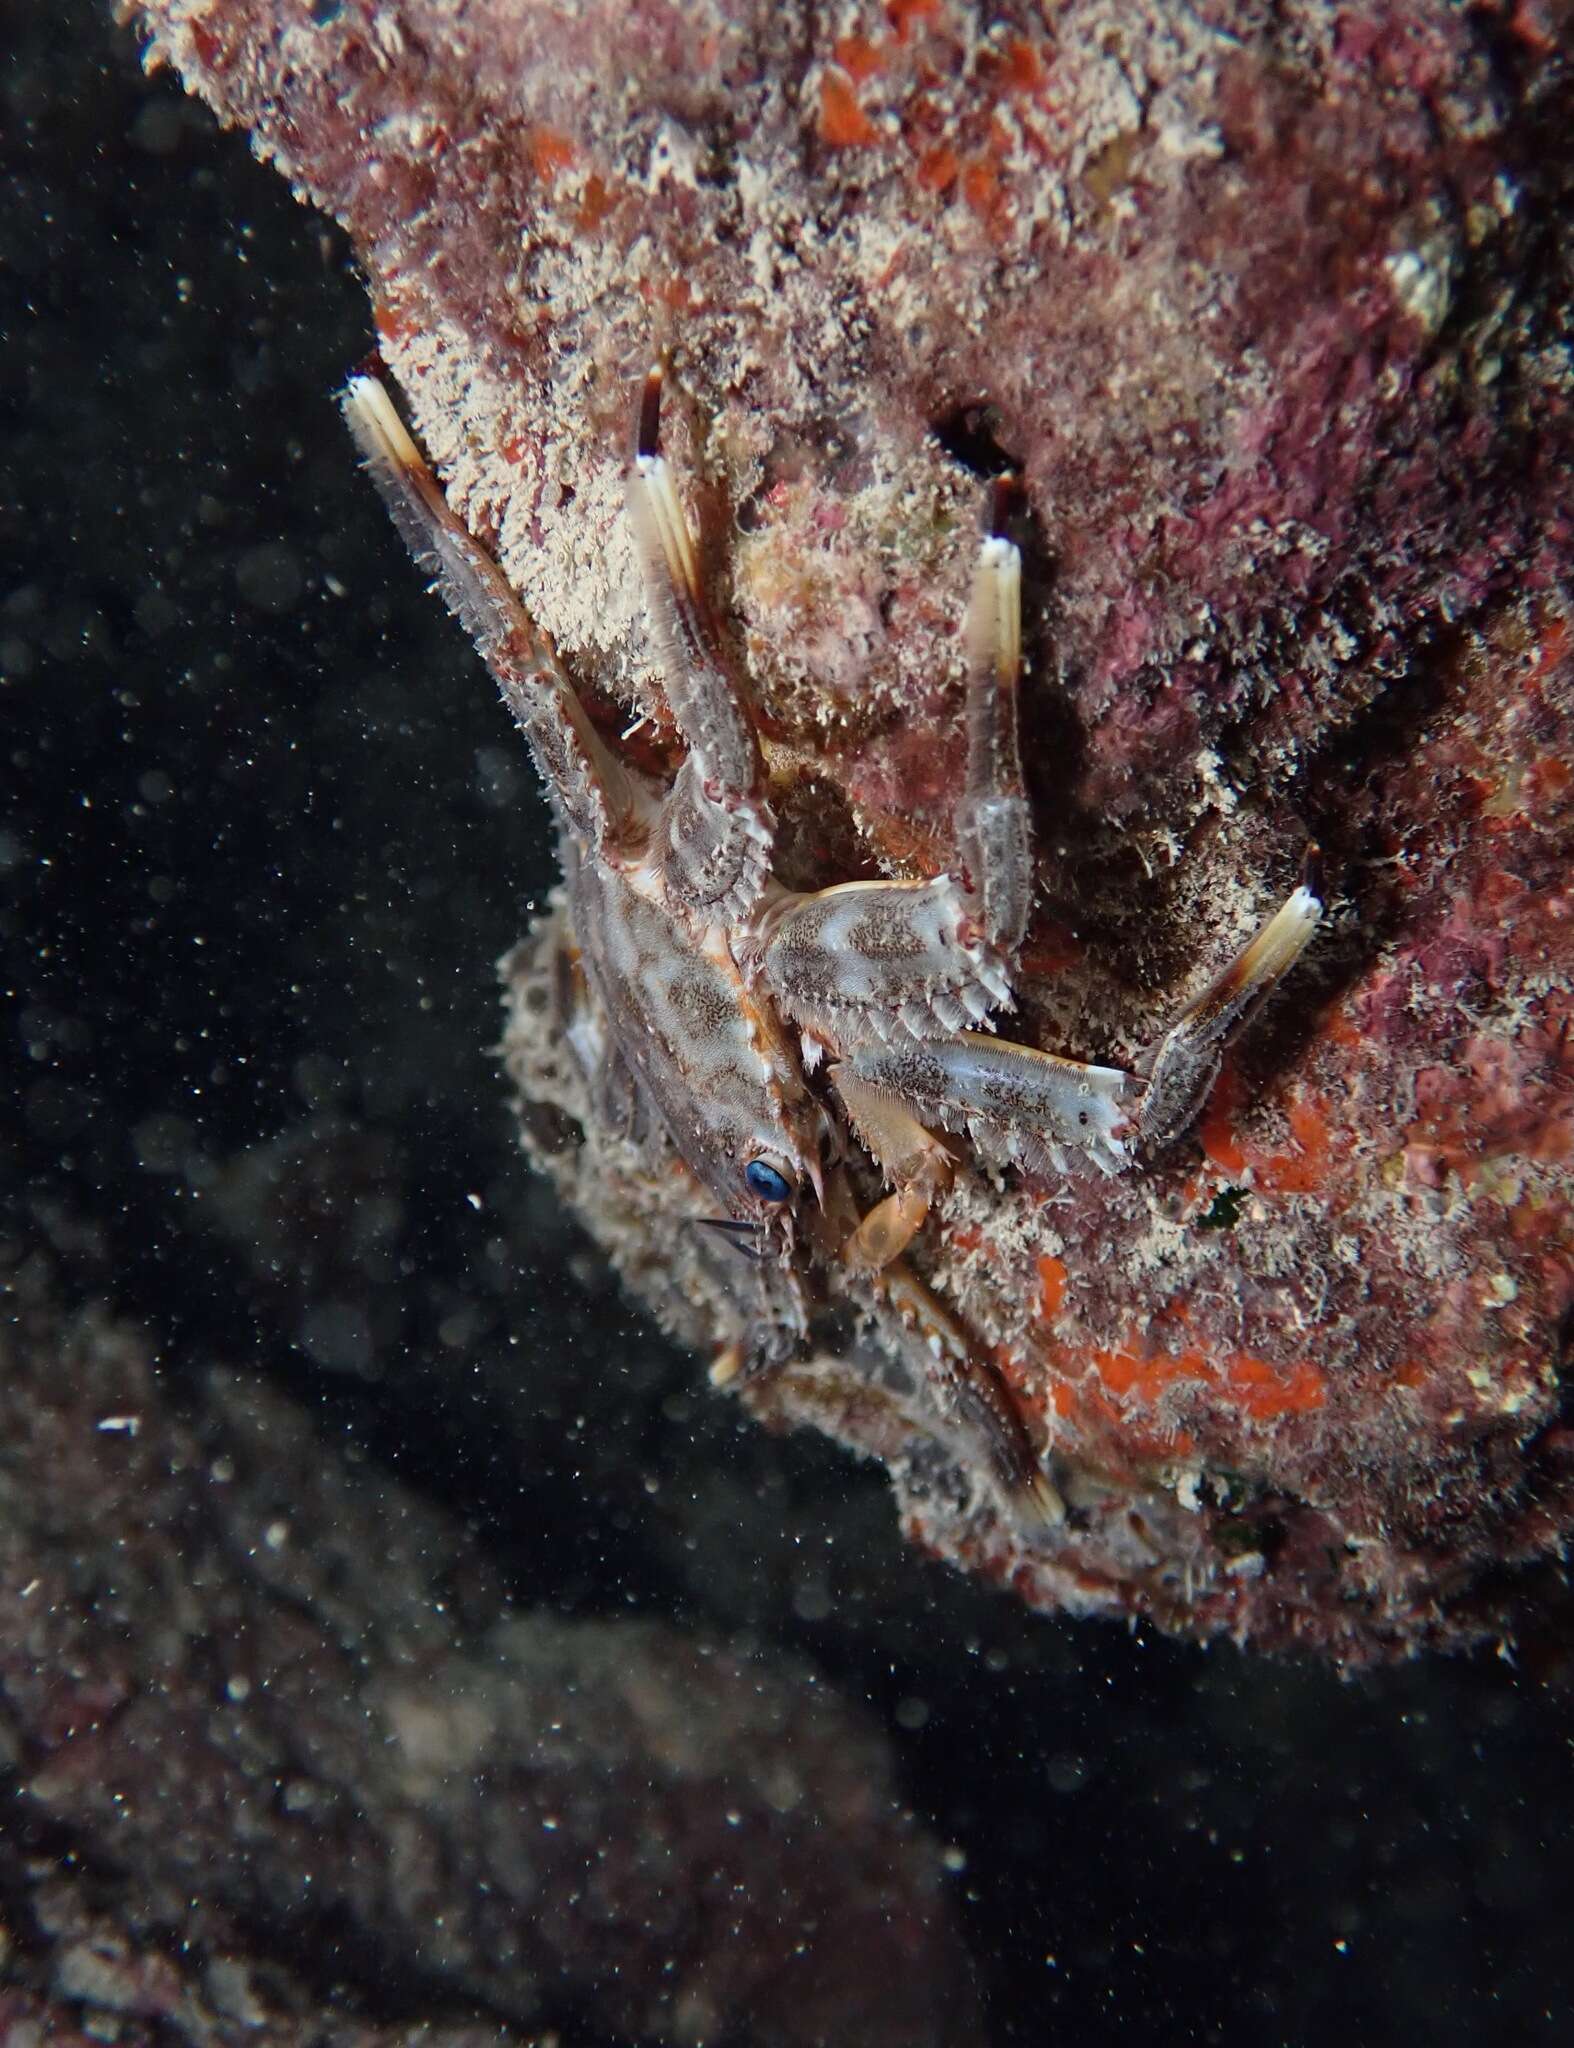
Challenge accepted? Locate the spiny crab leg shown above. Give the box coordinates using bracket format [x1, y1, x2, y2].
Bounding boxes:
[341, 366, 638, 862]
[843, 1034, 1140, 1187]
[753, 474, 1035, 1043]
[872, 1259, 1064, 1528]
[839, 857, 1323, 1245]
[712, 1168, 1063, 1529]
[626, 365, 774, 923]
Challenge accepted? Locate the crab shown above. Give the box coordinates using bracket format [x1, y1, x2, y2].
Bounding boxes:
[344, 362, 1322, 1527]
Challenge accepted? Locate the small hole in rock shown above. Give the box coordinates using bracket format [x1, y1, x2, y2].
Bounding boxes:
[932, 402, 1021, 479]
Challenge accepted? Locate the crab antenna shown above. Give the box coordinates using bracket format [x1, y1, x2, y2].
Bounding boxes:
[696, 1215, 763, 1237]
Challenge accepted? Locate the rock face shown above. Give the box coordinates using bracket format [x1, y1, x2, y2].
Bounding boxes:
[0, 1252, 980, 2048]
[130, 0, 1574, 1659]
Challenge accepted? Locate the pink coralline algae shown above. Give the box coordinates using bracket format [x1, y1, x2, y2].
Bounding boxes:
[131, 0, 1574, 1660]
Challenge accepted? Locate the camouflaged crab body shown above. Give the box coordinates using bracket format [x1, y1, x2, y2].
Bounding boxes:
[509, 874, 1092, 1531]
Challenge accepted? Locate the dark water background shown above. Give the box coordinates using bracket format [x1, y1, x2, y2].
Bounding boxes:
[4, 6, 1572, 2042]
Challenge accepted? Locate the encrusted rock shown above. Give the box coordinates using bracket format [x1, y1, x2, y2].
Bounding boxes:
[129, 0, 1574, 1658]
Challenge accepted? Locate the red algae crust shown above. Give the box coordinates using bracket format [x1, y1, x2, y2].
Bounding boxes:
[133, 0, 1574, 1660]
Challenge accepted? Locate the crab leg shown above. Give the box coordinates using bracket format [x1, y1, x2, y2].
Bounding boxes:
[832, 1072, 957, 1270]
[843, 1034, 1139, 1181]
[839, 853, 1322, 1181]
[791, 1169, 1062, 1523]
[343, 368, 638, 861]
[826, 1032, 1132, 1297]
[955, 473, 1033, 957]
[757, 480, 1034, 1042]
[869, 1259, 1064, 1528]
[1136, 849, 1325, 1147]
[626, 366, 774, 923]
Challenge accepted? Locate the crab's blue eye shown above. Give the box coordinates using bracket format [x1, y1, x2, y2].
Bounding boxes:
[744, 1158, 793, 1204]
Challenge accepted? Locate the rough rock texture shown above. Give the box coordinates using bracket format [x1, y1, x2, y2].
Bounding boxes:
[0, 1249, 980, 2048]
[127, 0, 1574, 1658]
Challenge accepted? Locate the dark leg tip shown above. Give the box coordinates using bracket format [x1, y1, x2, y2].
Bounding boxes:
[637, 363, 664, 461]
[986, 470, 1025, 540]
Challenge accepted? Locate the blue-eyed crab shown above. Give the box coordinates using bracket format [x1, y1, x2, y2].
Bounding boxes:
[344, 364, 1321, 1527]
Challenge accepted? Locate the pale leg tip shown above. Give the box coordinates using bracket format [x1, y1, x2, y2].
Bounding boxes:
[1020, 1467, 1067, 1530]
[709, 1341, 745, 1388]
